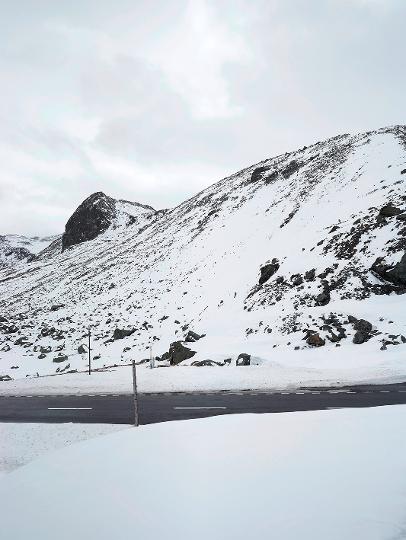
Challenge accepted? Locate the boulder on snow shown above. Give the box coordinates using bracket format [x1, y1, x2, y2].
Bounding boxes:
[0, 375, 12, 382]
[378, 204, 403, 218]
[191, 359, 224, 367]
[169, 341, 196, 365]
[249, 166, 270, 183]
[113, 328, 135, 340]
[305, 332, 325, 347]
[371, 253, 406, 287]
[350, 318, 373, 344]
[53, 354, 68, 363]
[236, 353, 251, 366]
[50, 304, 65, 312]
[78, 344, 87, 354]
[259, 259, 280, 285]
[184, 330, 204, 343]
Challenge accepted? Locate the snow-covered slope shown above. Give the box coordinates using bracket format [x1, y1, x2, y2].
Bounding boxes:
[1, 125, 406, 379]
[0, 234, 59, 269]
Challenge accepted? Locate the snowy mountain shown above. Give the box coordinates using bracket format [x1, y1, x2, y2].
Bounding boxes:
[0, 234, 59, 269]
[1, 125, 406, 379]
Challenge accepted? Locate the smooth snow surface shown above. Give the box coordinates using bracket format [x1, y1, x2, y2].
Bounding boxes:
[1, 407, 406, 539]
[0, 423, 125, 473]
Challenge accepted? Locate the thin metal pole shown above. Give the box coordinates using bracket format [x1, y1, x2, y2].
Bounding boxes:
[132, 360, 139, 427]
[88, 328, 91, 375]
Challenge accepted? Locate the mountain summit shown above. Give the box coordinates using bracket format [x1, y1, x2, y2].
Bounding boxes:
[0, 125, 406, 379]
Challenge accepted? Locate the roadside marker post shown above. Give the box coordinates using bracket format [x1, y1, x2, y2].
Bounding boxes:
[132, 360, 139, 427]
[88, 328, 91, 375]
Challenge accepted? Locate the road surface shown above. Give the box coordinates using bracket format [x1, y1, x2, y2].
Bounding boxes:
[1, 383, 406, 424]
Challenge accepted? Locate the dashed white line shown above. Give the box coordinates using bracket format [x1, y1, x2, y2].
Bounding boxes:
[173, 406, 227, 410]
[47, 407, 92, 410]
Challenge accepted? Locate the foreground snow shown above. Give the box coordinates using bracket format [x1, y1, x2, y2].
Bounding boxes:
[0, 423, 125, 474]
[1, 406, 406, 539]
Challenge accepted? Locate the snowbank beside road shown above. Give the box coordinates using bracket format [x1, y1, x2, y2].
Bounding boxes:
[1, 406, 406, 539]
[1, 344, 406, 396]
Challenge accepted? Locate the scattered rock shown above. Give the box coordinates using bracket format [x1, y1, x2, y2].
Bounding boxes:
[0, 375, 12, 382]
[259, 259, 280, 285]
[50, 304, 65, 312]
[169, 341, 196, 365]
[53, 354, 68, 363]
[113, 328, 135, 340]
[236, 353, 251, 366]
[78, 344, 87, 354]
[305, 331, 325, 347]
[185, 330, 204, 343]
[378, 204, 403, 218]
[304, 269, 316, 282]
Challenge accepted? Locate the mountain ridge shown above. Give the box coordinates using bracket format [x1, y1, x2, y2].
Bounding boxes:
[0, 124, 405, 379]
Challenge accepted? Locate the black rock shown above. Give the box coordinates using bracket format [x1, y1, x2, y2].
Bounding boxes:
[113, 328, 135, 340]
[53, 354, 68, 363]
[62, 192, 116, 251]
[0, 375, 12, 382]
[315, 288, 331, 306]
[291, 273, 303, 286]
[386, 252, 406, 286]
[306, 333, 325, 347]
[378, 204, 403, 218]
[236, 353, 251, 366]
[259, 259, 280, 285]
[169, 341, 196, 365]
[50, 304, 65, 312]
[249, 166, 270, 183]
[185, 330, 204, 343]
[78, 344, 87, 354]
[282, 160, 302, 178]
[304, 269, 316, 281]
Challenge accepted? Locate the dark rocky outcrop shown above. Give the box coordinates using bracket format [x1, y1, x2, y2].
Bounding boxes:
[282, 160, 302, 178]
[305, 331, 325, 347]
[62, 192, 116, 251]
[249, 166, 270, 183]
[191, 359, 224, 367]
[50, 304, 65, 312]
[378, 204, 403, 218]
[349, 317, 373, 344]
[78, 344, 87, 354]
[185, 330, 204, 343]
[371, 253, 406, 286]
[259, 259, 280, 285]
[169, 341, 196, 365]
[53, 354, 68, 363]
[113, 328, 135, 340]
[236, 353, 251, 366]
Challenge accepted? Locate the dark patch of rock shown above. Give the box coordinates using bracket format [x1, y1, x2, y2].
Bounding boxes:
[185, 330, 204, 343]
[259, 259, 280, 285]
[378, 204, 403, 218]
[62, 192, 116, 251]
[169, 341, 196, 365]
[236, 353, 251, 366]
[113, 328, 135, 340]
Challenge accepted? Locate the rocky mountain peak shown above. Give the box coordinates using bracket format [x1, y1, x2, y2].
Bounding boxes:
[62, 192, 116, 251]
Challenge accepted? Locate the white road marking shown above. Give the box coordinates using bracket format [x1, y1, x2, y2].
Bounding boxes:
[311, 392, 321, 394]
[173, 406, 227, 410]
[295, 392, 305, 395]
[47, 407, 92, 410]
[281, 392, 290, 395]
[380, 390, 390, 393]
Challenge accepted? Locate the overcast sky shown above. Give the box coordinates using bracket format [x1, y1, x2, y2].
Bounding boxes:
[1, 0, 405, 236]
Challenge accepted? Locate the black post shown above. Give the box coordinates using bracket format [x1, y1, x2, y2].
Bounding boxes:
[88, 328, 91, 375]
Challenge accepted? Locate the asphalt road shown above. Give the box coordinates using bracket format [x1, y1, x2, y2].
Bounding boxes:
[1, 383, 406, 424]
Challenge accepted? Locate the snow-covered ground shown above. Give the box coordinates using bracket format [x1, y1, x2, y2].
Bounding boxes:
[1, 340, 406, 396]
[0, 423, 125, 474]
[1, 406, 406, 539]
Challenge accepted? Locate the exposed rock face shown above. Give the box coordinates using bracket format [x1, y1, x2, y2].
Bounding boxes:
[386, 252, 406, 286]
[371, 253, 406, 286]
[305, 332, 325, 347]
[259, 259, 280, 285]
[113, 328, 135, 340]
[185, 330, 204, 343]
[236, 353, 251, 366]
[378, 204, 403, 218]
[169, 341, 196, 365]
[62, 192, 116, 251]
